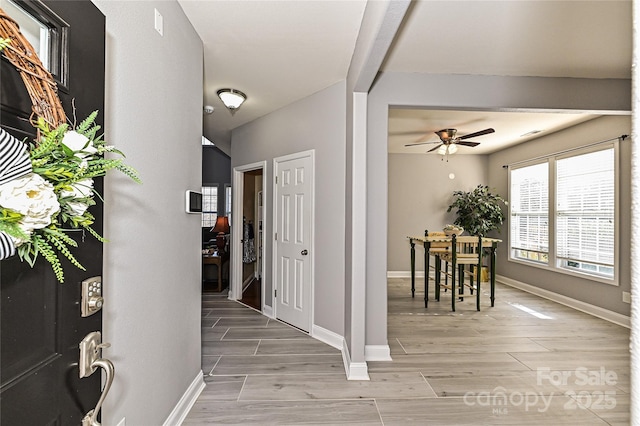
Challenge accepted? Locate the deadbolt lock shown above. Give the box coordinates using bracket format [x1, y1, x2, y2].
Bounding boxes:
[81, 276, 103, 317]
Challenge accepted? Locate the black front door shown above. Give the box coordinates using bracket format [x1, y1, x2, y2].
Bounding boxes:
[1, 1, 106, 424]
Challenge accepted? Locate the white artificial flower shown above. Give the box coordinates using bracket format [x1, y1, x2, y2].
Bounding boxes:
[60, 178, 94, 216]
[62, 130, 97, 158]
[0, 173, 60, 243]
[65, 201, 90, 217]
[61, 178, 93, 199]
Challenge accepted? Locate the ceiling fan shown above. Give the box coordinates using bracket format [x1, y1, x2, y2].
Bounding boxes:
[404, 127, 495, 154]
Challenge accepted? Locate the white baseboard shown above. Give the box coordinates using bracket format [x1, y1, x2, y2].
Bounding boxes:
[162, 370, 206, 426]
[348, 361, 370, 381]
[388, 270, 423, 278]
[311, 324, 343, 350]
[388, 270, 482, 281]
[497, 275, 631, 328]
[263, 304, 274, 318]
[311, 325, 370, 379]
[365, 344, 392, 361]
[341, 341, 370, 381]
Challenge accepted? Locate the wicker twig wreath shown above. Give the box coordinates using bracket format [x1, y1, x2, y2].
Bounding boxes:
[0, 7, 66, 128]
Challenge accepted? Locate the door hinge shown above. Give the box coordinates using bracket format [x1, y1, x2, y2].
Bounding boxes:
[275, 232, 277, 241]
[275, 176, 278, 184]
[275, 289, 277, 298]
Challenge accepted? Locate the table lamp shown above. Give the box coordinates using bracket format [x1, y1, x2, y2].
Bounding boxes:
[211, 216, 230, 255]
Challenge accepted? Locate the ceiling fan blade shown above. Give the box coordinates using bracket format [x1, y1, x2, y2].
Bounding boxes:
[458, 128, 495, 140]
[404, 141, 441, 147]
[456, 141, 481, 147]
[428, 143, 443, 153]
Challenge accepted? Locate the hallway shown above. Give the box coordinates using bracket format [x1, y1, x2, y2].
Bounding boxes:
[184, 279, 629, 424]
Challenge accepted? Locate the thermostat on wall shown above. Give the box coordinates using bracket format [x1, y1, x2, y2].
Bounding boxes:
[185, 190, 202, 214]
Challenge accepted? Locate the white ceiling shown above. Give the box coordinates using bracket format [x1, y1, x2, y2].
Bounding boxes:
[178, 0, 368, 147]
[388, 109, 602, 155]
[178, 0, 632, 152]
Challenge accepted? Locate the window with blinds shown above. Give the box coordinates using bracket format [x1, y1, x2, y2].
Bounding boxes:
[508, 144, 617, 283]
[202, 185, 218, 228]
[556, 148, 615, 278]
[510, 162, 549, 264]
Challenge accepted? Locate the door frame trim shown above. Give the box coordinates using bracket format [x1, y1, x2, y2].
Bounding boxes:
[272, 149, 315, 331]
[231, 161, 268, 308]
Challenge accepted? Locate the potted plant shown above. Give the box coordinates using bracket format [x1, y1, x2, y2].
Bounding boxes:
[446, 184, 508, 237]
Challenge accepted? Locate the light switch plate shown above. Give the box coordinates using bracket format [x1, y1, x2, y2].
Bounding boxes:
[623, 291, 631, 303]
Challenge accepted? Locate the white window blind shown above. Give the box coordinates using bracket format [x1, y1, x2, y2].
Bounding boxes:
[510, 163, 549, 263]
[202, 185, 218, 228]
[556, 148, 614, 278]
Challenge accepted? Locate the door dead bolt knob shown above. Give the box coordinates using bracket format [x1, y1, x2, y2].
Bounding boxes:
[89, 296, 103, 310]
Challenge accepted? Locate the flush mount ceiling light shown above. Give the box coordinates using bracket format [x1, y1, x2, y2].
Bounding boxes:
[217, 88, 246, 114]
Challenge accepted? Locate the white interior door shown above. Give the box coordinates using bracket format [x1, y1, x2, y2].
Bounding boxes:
[274, 151, 314, 331]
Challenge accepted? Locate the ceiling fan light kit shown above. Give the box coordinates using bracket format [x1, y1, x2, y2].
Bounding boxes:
[437, 143, 458, 155]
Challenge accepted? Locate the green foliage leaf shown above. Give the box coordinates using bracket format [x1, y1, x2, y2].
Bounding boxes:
[6, 109, 142, 282]
[447, 185, 507, 237]
[77, 111, 98, 133]
[0, 37, 10, 51]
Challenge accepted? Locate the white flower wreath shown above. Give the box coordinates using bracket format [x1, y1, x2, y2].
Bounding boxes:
[0, 114, 141, 282]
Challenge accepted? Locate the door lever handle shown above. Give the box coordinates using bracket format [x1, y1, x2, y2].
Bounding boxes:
[79, 332, 115, 426]
[82, 358, 115, 426]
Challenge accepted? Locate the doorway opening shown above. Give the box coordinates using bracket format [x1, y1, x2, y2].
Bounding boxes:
[240, 169, 263, 310]
[231, 162, 267, 313]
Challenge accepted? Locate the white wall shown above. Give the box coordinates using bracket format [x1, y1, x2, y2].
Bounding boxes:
[93, 1, 204, 424]
[232, 81, 347, 336]
[488, 115, 632, 316]
[387, 154, 489, 272]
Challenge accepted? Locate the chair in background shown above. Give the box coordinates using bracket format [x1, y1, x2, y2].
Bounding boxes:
[436, 235, 483, 311]
[422, 230, 449, 307]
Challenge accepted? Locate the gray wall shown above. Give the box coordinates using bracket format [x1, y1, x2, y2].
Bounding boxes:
[231, 81, 347, 335]
[387, 154, 489, 272]
[488, 115, 632, 315]
[367, 72, 631, 347]
[93, 1, 204, 424]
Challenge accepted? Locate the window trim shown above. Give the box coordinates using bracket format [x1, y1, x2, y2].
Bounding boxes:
[224, 184, 232, 215]
[508, 159, 549, 266]
[5, 0, 70, 88]
[507, 142, 619, 286]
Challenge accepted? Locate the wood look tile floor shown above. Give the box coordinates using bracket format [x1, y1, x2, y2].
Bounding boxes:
[184, 278, 630, 425]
